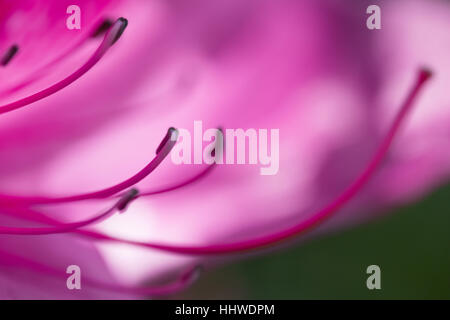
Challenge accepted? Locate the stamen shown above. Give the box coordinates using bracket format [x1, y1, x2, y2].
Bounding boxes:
[139, 164, 215, 197]
[1, 44, 19, 66]
[112, 164, 214, 200]
[0, 18, 128, 115]
[156, 127, 178, 154]
[0, 189, 137, 235]
[91, 19, 114, 38]
[0, 249, 202, 296]
[52, 68, 432, 255]
[0, 70, 430, 255]
[0, 128, 177, 205]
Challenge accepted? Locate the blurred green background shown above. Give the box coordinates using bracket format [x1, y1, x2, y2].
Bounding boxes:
[175, 183, 450, 299]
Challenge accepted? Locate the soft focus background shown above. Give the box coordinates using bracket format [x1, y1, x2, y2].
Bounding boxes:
[176, 181, 450, 299]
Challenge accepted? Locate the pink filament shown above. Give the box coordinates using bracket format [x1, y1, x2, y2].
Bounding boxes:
[0, 249, 201, 296]
[0, 18, 127, 115]
[0, 128, 178, 206]
[1, 44, 19, 66]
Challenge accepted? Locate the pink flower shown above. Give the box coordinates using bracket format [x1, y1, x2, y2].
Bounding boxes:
[0, 0, 448, 299]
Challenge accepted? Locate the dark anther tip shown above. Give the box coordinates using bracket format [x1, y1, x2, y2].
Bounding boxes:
[116, 188, 139, 212]
[1, 44, 19, 66]
[111, 17, 128, 45]
[91, 19, 113, 38]
[156, 127, 178, 154]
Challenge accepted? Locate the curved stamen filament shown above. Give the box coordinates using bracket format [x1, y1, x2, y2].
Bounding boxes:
[0, 189, 137, 235]
[113, 164, 214, 199]
[0, 18, 115, 98]
[0, 249, 202, 296]
[0, 128, 178, 205]
[140, 164, 215, 197]
[34, 68, 431, 255]
[0, 18, 127, 115]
